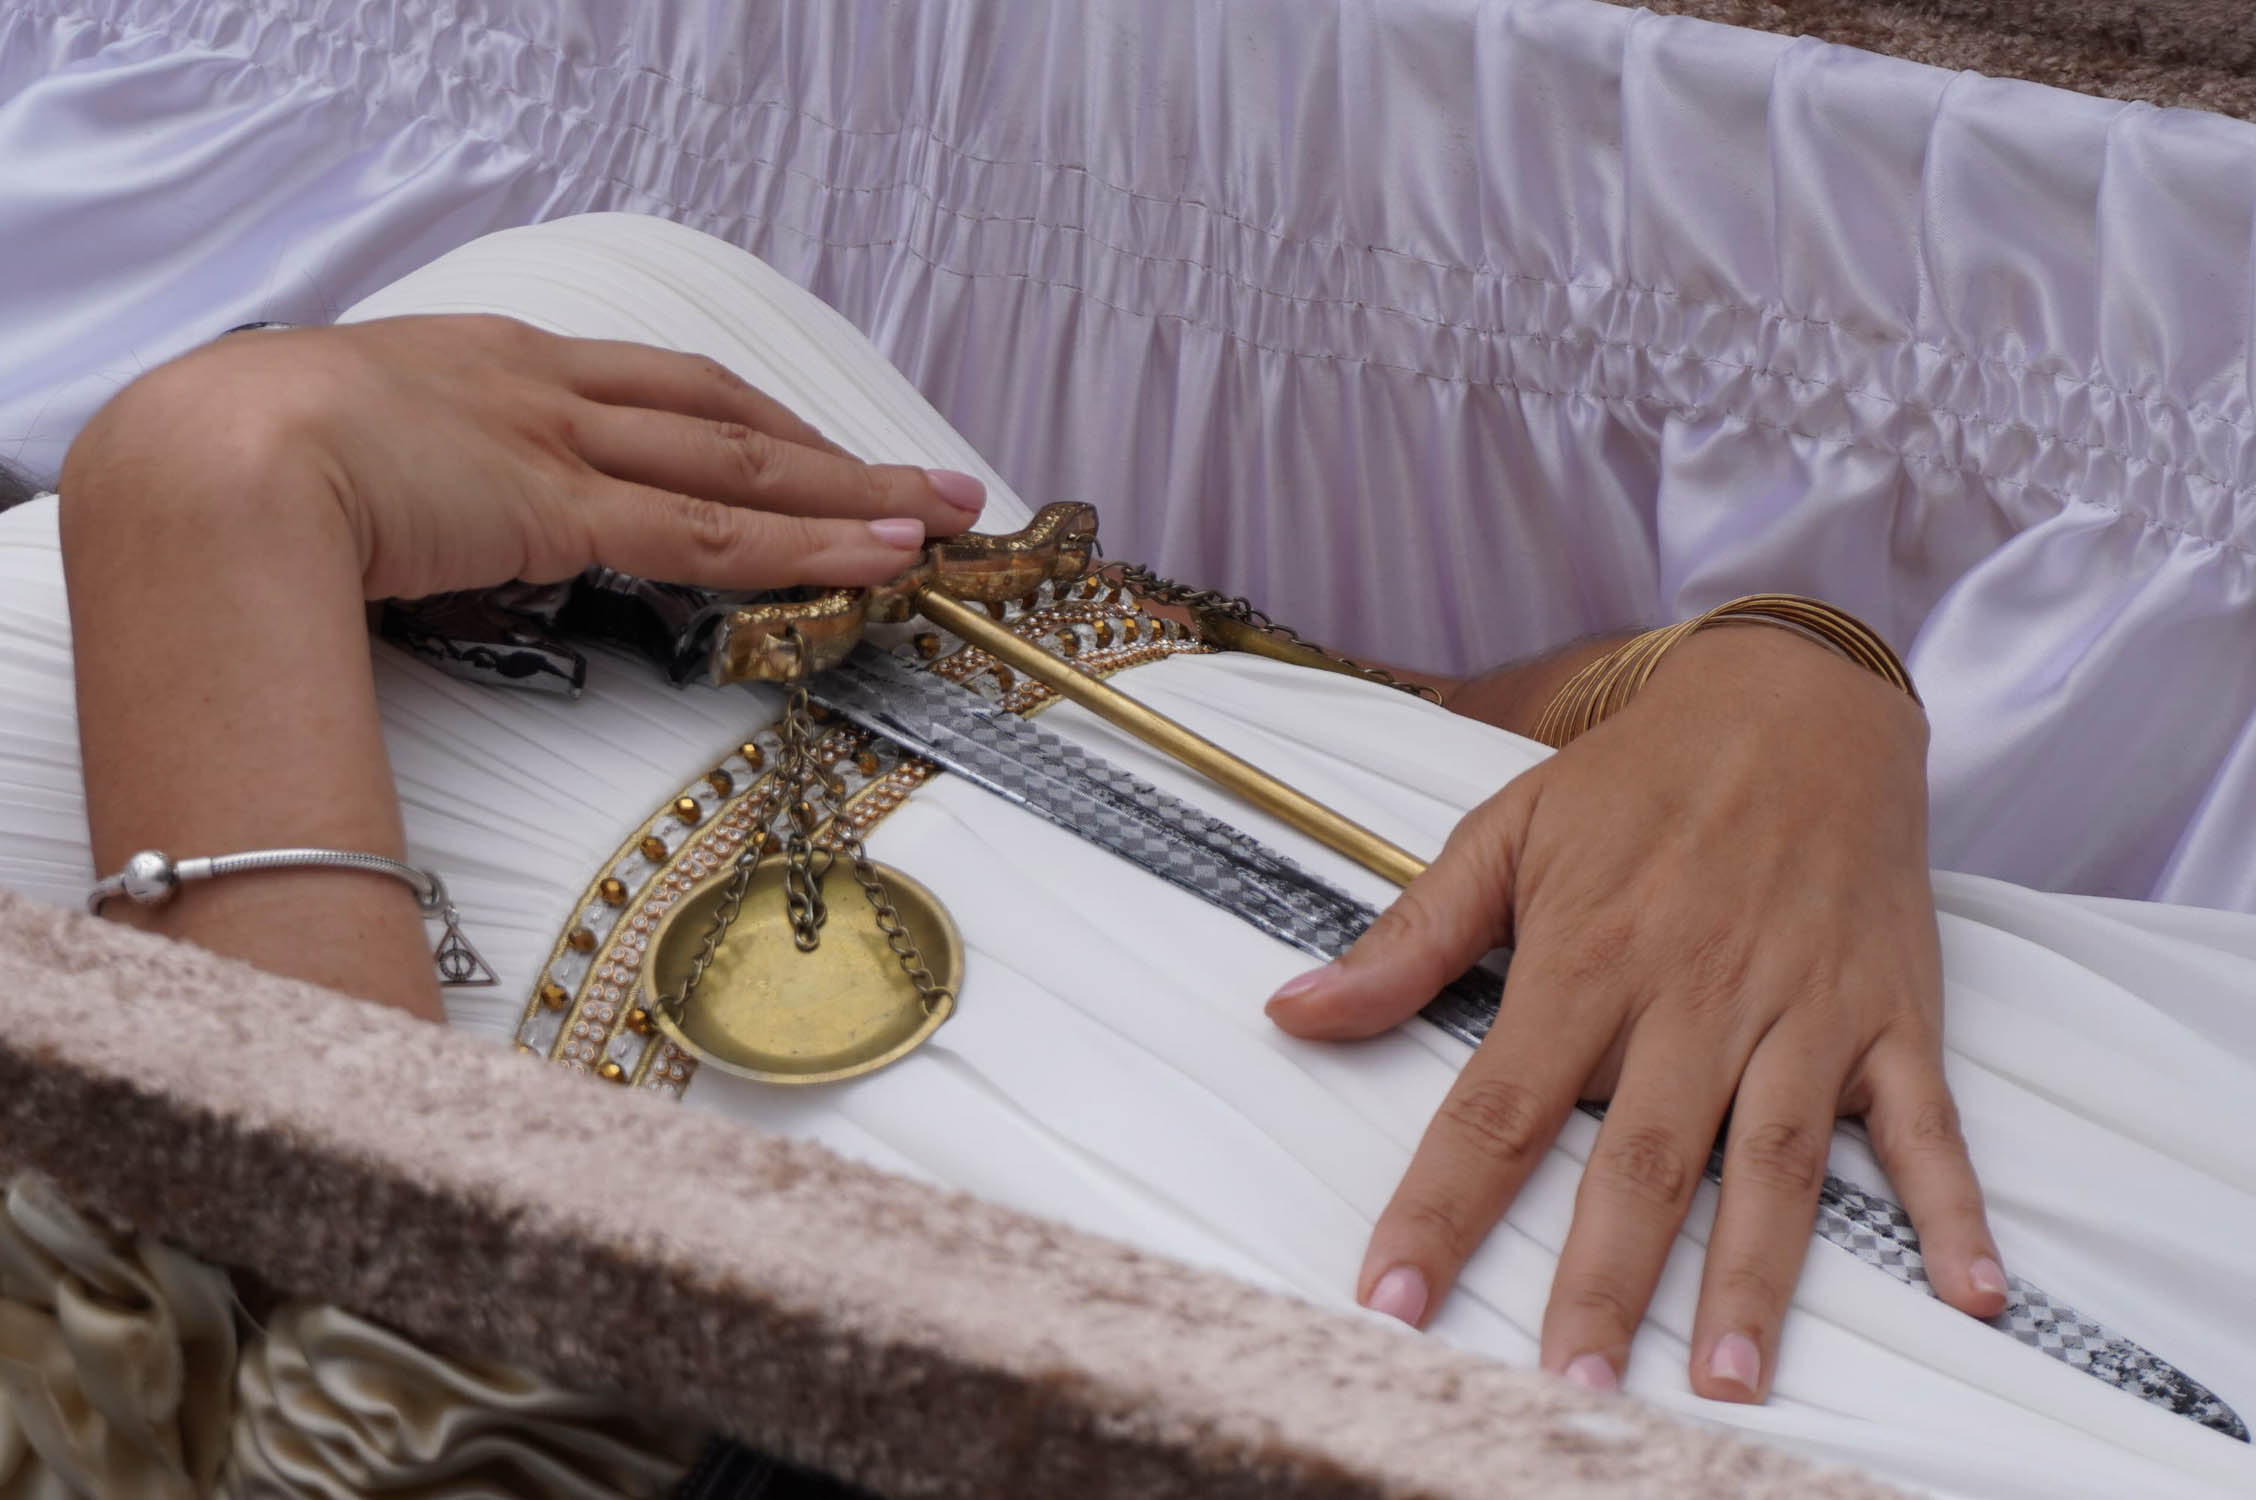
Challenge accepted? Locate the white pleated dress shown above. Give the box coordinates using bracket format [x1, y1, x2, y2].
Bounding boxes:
[3, 215, 2255, 1500]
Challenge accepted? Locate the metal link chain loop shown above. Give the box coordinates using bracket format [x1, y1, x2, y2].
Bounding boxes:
[663, 627, 954, 1026]
[1107, 562, 1443, 703]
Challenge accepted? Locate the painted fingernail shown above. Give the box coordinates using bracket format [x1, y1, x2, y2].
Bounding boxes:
[867, 517, 926, 549]
[1366, 1265, 1428, 1326]
[924, 468, 987, 513]
[1969, 1256, 2008, 1300]
[1264, 961, 1340, 1014]
[1563, 1354, 1619, 1393]
[1707, 1332, 1760, 1393]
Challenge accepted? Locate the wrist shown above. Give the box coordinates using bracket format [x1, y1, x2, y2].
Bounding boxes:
[1646, 621, 1929, 749]
[61, 345, 356, 583]
[1444, 633, 1637, 739]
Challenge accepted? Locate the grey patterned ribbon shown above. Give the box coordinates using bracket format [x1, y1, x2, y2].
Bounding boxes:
[811, 644, 2247, 1443]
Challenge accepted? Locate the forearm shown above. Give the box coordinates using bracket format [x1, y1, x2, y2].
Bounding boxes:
[1434, 634, 1637, 739]
[61, 367, 441, 1020]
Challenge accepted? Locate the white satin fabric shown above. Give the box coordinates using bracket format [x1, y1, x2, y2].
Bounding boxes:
[4, 213, 2256, 1499]
[0, 1176, 696, 1500]
[6, 0, 2256, 908]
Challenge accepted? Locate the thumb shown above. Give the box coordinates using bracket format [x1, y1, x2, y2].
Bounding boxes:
[1265, 794, 1523, 1039]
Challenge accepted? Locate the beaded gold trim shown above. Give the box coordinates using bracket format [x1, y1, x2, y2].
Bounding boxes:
[517, 575, 1209, 1095]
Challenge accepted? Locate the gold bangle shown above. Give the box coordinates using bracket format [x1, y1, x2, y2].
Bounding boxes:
[1530, 594, 1918, 749]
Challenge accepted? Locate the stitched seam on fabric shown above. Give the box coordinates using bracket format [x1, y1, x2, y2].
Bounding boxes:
[35, 0, 2256, 448]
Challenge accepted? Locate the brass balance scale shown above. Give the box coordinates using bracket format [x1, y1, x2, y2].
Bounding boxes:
[638, 502, 1426, 1086]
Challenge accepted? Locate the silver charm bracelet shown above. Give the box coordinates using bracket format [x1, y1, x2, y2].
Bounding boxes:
[88, 848, 497, 987]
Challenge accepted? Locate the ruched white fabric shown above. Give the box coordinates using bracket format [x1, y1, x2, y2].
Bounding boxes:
[4, 213, 2256, 1499]
[0, 1176, 236, 1500]
[6, 0, 2256, 908]
[221, 1304, 699, 1500]
[0, 1173, 696, 1500]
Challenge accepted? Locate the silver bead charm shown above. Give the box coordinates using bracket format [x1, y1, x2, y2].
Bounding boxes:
[118, 850, 179, 906]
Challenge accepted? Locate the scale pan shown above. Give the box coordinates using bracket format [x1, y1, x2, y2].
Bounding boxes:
[644, 859, 959, 1085]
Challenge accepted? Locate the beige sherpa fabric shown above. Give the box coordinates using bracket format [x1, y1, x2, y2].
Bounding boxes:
[1629, 0, 2256, 119]
[0, 893, 1903, 1499]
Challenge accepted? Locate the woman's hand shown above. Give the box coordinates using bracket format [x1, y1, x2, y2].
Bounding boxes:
[64, 314, 987, 601]
[1264, 625, 2005, 1401]
[62, 314, 985, 1022]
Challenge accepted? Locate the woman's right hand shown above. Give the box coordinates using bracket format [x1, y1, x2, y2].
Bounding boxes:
[63, 314, 986, 601]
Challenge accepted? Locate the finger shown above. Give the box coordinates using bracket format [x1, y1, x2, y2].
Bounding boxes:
[1688, 1019, 1842, 1402]
[551, 338, 847, 455]
[1357, 985, 1617, 1334]
[1540, 1026, 1738, 1392]
[1264, 790, 1527, 1039]
[577, 480, 930, 590]
[1857, 1030, 2006, 1319]
[568, 402, 983, 531]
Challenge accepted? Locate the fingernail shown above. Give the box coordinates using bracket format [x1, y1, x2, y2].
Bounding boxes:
[1969, 1256, 2007, 1300]
[867, 517, 926, 549]
[1562, 1353, 1619, 1393]
[1264, 961, 1340, 1014]
[1366, 1265, 1428, 1326]
[1706, 1332, 1760, 1393]
[924, 468, 986, 513]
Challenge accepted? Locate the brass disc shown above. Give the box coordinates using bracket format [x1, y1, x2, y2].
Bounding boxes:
[642, 859, 960, 1086]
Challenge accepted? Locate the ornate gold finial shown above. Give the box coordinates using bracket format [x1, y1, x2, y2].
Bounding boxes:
[598, 877, 628, 906]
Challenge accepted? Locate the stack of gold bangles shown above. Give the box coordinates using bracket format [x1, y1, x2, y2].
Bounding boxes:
[1531, 593, 1920, 749]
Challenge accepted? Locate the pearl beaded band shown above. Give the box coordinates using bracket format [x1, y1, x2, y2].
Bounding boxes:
[88, 847, 496, 987]
[1531, 594, 1919, 749]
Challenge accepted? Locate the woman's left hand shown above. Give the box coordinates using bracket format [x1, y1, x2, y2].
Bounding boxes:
[1264, 624, 2006, 1402]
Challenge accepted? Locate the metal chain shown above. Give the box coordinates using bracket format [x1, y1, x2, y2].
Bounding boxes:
[778, 668, 832, 952]
[1108, 562, 1444, 703]
[661, 627, 953, 1025]
[660, 837, 762, 1023]
[829, 788, 956, 1013]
